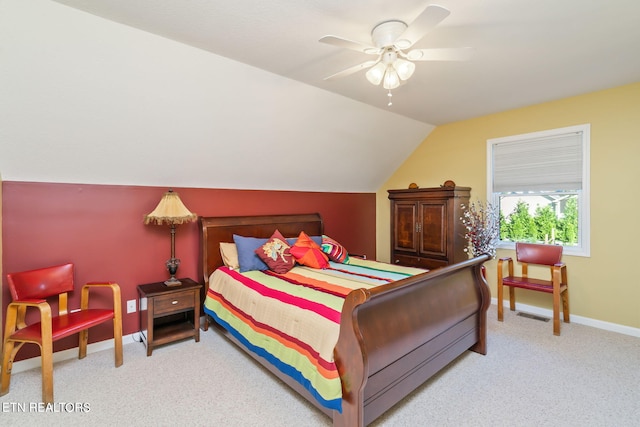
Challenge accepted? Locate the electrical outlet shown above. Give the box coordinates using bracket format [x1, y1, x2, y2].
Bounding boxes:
[140, 297, 147, 311]
[126, 299, 136, 314]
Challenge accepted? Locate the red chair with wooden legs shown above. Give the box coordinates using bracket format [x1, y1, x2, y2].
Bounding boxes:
[1, 263, 123, 403]
[497, 243, 569, 335]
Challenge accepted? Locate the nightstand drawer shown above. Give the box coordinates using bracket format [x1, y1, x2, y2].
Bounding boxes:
[154, 292, 195, 315]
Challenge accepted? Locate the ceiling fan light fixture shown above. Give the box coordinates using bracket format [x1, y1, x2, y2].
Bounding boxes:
[381, 48, 398, 65]
[394, 58, 415, 80]
[365, 62, 386, 85]
[382, 67, 400, 90]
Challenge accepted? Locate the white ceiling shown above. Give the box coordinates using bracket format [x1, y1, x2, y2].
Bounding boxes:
[53, 0, 640, 125]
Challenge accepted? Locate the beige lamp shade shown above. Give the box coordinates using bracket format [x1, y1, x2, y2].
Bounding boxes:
[144, 189, 196, 225]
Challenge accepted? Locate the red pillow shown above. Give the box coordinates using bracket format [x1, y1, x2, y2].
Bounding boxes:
[290, 231, 329, 269]
[254, 230, 295, 274]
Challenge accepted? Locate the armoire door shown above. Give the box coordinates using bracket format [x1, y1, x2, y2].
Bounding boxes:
[393, 201, 418, 254]
[419, 201, 447, 258]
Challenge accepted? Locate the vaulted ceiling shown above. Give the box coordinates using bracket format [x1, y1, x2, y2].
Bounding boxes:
[3, 1, 639, 193]
[53, 0, 640, 125]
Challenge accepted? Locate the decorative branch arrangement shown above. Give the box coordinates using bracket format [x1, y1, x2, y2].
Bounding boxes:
[460, 201, 500, 258]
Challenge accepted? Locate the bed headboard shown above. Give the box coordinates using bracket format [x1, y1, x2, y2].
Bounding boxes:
[198, 213, 324, 285]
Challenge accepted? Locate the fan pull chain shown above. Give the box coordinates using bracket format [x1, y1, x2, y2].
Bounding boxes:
[387, 90, 393, 107]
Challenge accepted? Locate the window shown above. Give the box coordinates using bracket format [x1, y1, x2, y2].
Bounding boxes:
[487, 124, 590, 256]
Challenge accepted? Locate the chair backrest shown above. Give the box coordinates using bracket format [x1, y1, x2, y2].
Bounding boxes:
[6, 263, 74, 301]
[515, 243, 562, 266]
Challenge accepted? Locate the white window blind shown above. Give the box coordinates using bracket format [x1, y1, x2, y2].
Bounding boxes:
[492, 131, 583, 193]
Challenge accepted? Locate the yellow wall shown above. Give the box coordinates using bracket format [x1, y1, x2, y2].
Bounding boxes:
[376, 82, 640, 329]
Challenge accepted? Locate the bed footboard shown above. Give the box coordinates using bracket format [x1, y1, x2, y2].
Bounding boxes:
[333, 255, 490, 427]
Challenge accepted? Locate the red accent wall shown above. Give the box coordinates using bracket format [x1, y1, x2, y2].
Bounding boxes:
[2, 181, 376, 360]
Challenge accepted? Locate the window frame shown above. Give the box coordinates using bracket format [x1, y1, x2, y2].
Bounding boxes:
[487, 124, 590, 257]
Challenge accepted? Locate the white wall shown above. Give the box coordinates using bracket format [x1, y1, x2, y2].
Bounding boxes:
[0, 0, 433, 193]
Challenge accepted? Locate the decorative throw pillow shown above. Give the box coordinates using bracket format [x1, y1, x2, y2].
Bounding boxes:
[321, 235, 350, 264]
[286, 235, 323, 247]
[290, 231, 329, 269]
[233, 234, 269, 272]
[219, 242, 240, 270]
[255, 230, 295, 274]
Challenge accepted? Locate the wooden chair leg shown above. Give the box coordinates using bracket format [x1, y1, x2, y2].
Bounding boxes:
[110, 284, 123, 367]
[509, 287, 516, 311]
[113, 317, 123, 368]
[552, 288, 561, 336]
[40, 340, 54, 404]
[497, 283, 504, 321]
[38, 313, 55, 403]
[562, 290, 570, 323]
[2, 304, 25, 398]
[79, 329, 88, 360]
[561, 267, 569, 323]
[1, 340, 17, 396]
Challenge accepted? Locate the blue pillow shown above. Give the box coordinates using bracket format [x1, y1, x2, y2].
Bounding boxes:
[233, 235, 269, 272]
[286, 235, 322, 246]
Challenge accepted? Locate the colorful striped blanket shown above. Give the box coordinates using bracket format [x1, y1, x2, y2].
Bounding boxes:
[203, 258, 426, 412]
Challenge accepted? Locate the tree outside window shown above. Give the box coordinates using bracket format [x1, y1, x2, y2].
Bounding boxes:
[499, 193, 578, 246]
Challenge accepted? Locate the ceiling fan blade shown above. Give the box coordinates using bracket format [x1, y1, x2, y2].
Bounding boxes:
[319, 35, 378, 54]
[397, 4, 451, 48]
[324, 60, 379, 81]
[405, 47, 473, 61]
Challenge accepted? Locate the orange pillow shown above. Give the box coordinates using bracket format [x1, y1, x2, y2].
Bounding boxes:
[290, 231, 329, 269]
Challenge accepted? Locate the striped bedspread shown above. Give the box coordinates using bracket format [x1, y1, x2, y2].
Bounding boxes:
[203, 258, 427, 412]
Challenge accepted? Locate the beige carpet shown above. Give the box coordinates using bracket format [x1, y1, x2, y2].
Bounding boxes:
[1, 305, 638, 426]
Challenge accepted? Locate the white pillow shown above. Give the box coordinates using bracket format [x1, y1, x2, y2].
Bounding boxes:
[219, 242, 239, 270]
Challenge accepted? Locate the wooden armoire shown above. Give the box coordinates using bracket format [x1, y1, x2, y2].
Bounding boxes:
[388, 184, 470, 270]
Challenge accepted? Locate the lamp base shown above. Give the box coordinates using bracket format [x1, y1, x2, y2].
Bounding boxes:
[164, 278, 182, 287]
[165, 257, 181, 286]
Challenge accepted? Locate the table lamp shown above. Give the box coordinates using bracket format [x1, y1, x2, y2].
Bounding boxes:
[144, 189, 197, 286]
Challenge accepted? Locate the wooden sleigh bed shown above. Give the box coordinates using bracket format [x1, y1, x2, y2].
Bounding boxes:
[199, 213, 490, 426]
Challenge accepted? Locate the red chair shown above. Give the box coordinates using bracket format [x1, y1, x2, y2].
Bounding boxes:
[497, 243, 569, 335]
[1, 263, 123, 403]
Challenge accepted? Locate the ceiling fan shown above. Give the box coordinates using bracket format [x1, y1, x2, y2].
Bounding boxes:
[320, 4, 470, 100]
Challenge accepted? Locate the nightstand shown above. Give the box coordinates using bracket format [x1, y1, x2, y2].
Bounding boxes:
[137, 278, 202, 356]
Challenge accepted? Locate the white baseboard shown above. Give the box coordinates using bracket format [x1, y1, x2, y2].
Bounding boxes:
[8, 333, 140, 375]
[492, 298, 640, 338]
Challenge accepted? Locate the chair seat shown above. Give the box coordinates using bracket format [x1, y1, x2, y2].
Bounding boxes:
[502, 276, 554, 293]
[9, 309, 114, 343]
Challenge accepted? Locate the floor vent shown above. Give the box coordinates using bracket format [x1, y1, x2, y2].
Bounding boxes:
[517, 312, 550, 322]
